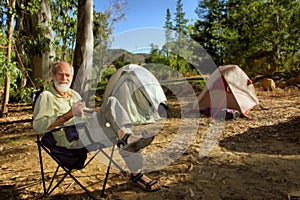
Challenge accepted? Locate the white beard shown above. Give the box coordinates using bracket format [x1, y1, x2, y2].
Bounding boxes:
[54, 80, 71, 92]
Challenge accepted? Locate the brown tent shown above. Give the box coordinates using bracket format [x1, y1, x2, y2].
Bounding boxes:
[193, 64, 259, 117]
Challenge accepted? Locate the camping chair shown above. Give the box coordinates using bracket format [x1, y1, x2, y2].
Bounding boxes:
[33, 91, 124, 199]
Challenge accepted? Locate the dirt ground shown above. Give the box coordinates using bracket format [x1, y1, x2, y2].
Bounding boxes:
[0, 86, 299, 200]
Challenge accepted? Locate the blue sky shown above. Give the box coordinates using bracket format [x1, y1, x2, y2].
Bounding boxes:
[94, 0, 199, 34]
[94, 0, 199, 52]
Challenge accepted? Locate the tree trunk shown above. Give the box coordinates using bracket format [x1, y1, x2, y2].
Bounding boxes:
[1, 0, 15, 118]
[73, 0, 94, 105]
[29, 0, 55, 88]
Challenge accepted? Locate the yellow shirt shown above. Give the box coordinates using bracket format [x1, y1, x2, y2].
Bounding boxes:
[32, 84, 85, 148]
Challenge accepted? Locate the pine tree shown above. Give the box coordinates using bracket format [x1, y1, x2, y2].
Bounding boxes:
[174, 0, 189, 39]
[193, 0, 226, 66]
[193, 0, 300, 73]
[172, 0, 193, 74]
[163, 8, 173, 57]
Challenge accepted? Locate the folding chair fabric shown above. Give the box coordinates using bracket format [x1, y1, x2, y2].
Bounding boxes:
[41, 132, 88, 170]
[36, 129, 122, 199]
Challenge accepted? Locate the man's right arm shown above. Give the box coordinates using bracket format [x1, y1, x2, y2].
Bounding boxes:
[33, 92, 85, 134]
[46, 109, 73, 131]
[47, 100, 85, 130]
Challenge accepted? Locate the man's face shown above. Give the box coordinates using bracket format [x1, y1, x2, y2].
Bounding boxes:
[52, 63, 73, 93]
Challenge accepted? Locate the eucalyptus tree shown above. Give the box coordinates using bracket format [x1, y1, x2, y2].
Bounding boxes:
[14, 0, 55, 87]
[93, 0, 127, 83]
[73, 0, 94, 103]
[30, 0, 55, 86]
[50, 0, 77, 62]
[0, 0, 34, 117]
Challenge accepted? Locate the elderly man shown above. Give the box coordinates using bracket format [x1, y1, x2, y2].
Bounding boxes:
[33, 61, 160, 192]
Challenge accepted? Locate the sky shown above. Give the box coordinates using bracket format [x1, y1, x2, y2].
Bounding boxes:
[94, 0, 199, 34]
[94, 0, 199, 52]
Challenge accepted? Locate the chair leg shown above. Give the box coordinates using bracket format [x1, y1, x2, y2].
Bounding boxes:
[63, 169, 96, 200]
[39, 146, 69, 196]
[101, 144, 116, 198]
[37, 138, 47, 195]
[47, 168, 68, 195]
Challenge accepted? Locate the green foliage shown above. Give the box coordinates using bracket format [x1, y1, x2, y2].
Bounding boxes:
[23, 25, 51, 58]
[0, 56, 8, 88]
[146, 47, 198, 77]
[93, 1, 127, 83]
[101, 66, 116, 82]
[164, 8, 173, 56]
[0, 0, 130, 106]
[174, 0, 189, 37]
[0, 56, 31, 103]
[146, 49, 169, 65]
[113, 60, 130, 70]
[193, 0, 300, 76]
[93, 66, 116, 96]
[0, 1, 7, 31]
[0, 44, 20, 92]
[93, 0, 126, 47]
[0, 32, 7, 86]
[9, 86, 35, 103]
[50, 0, 77, 61]
[23, 0, 41, 15]
[94, 11, 112, 48]
[143, 63, 172, 80]
[157, 0, 198, 76]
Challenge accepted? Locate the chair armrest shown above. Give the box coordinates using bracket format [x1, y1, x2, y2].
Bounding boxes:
[46, 122, 87, 134]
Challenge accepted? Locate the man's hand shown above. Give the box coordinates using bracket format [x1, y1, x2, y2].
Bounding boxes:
[72, 100, 85, 116]
[47, 100, 85, 131]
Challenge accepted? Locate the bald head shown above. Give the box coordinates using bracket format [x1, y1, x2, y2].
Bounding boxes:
[52, 61, 74, 75]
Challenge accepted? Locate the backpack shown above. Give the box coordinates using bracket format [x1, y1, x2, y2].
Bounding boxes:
[32, 89, 44, 111]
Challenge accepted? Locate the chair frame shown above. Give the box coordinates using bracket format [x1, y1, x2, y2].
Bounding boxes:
[36, 125, 124, 199]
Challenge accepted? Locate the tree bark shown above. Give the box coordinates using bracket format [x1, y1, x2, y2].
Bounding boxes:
[30, 0, 55, 88]
[73, 0, 94, 105]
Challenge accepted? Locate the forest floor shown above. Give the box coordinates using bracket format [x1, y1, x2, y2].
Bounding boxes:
[0, 85, 299, 200]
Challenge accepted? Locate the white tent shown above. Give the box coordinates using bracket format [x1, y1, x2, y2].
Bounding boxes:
[193, 64, 259, 117]
[102, 64, 167, 124]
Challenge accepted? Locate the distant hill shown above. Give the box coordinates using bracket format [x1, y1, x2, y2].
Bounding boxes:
[107, 49, 150, 65]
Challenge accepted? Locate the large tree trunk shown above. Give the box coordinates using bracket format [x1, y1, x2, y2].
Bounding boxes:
[1, 0, 15, 117]
[25, 0, 55, 88]
[73, 0, 94, 105]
